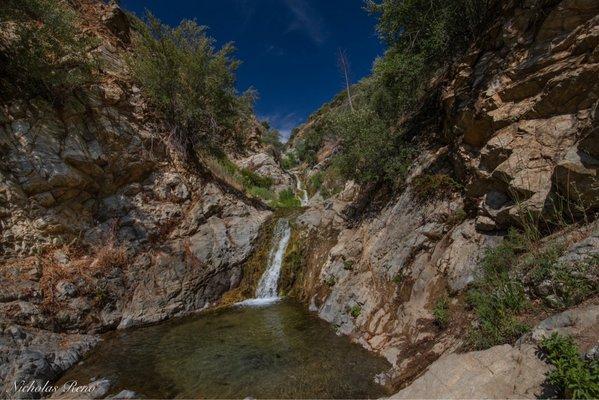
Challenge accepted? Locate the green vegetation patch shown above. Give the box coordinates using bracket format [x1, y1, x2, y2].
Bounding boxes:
[467, 229, 530, 349]
[271, 189, 301, 209]
[433, 296, 450, 329]
[540, 333, 599, 399]
[468, 225, 598, 350]
[412, 173, 461, 201]
[129, 12, 254, 151]
[350, 305, 362, 318]
[0, 0, 97, 101]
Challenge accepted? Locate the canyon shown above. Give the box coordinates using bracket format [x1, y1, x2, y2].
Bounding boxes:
[1, 0, 598, 399]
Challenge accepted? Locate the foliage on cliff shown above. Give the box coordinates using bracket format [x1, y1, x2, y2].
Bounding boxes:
[293, 0, 498, 186]
[0, 0, 96, 102]
[129, 13, 255, 151]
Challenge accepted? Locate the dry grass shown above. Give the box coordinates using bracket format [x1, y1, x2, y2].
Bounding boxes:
[40, 239, 128, 311]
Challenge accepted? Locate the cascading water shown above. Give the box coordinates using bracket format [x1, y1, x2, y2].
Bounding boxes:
[241, 219, 291, 306]
[294, 173, 309, 206]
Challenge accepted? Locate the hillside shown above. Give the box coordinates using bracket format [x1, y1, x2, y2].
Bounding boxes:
[284, 0, 598, 397]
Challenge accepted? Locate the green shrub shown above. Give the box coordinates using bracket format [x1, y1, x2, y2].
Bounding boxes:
[325, 275, 336, 287]
[271, 189, 301, 209]
[412, 173, 461, 201]
[330, 108, 413, 185]
[350, 305, 362, 318]
[261, 128, 284, 154]
[446, 208, 468, 227]
[309, 172, 324, 195]
[247, 186, 275, 201]
[129, 12, 253, 150]
[0, 0, 96, 101]
[433, 297, 450, 329]
[393, 275, 403, 285]
[240, 168, 273, 189]
[467, 229, 530, 349]
[527, 250, 597, 309]
[281, 153, 299, 170]
[343, 260, 354, 271]
[367, 0, 493, 119]
[540, 333, 599, 399]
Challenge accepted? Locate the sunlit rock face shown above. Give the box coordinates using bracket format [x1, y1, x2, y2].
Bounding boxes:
[285, 0, 599, 394]
[0, 2, 274, 396]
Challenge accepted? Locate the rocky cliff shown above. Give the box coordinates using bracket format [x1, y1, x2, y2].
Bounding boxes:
[0, 0, 597, 398]
[0, 2, 285, 396]
[284, 0, 598, 396]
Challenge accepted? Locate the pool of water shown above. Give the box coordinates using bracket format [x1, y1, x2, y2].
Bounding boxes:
[58, 300, 391, 399]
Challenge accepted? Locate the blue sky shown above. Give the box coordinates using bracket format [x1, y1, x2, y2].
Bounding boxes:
[121, 0, 384, 139]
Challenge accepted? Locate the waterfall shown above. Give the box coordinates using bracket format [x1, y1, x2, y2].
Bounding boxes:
[240, 219, 291, 306]
[294, 173, 309, 206]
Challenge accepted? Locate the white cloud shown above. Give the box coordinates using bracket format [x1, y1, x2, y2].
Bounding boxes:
[283, 0, 327, 45]
[258, 112, 303, 142]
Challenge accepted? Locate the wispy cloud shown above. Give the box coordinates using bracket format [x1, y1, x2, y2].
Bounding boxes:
[259, 112, 304, 142]
[234, 0, 255, 31]
[266, 44, 286, 56]
[283, 0, 327, 45]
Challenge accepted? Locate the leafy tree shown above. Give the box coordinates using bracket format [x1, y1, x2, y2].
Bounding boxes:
[329, 108, 412, 185]
[0, 0, 96, 102]
[261, 127, 284, 154]
[366, 0, 493, 119]
[129, 13, 254, 155]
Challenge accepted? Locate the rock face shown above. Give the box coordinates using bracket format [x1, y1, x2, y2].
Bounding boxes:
[391, 344, 550, 399]
[0, 2, 271, 396]
[446, 0, 599, 224]
[236, 152, 294, 193]
[0, 325, 99, 399]
[285, 0, 599, 396]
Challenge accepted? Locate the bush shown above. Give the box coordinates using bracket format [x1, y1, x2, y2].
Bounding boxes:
[540, 333, 599, 399]
[467, 229, 530, 349]
[412, 173, 461, 201]
[343, 260, 354, 271]
[433, 296, 450, 329]
[330, 108, 413, 185]
[526, 250, 597, 309]
[240, 168, 273, 190]
[350, 305, 362, 318]
[446, 208, 468, 227]
[367, 0, 493, 119]
[281, 152, 299, 170]
[271, 189, 301, 209]
[129, 12, 254, 151]
[247, 186, 275, 201]
[261, 128, 284, 154]
[308, 172, 324, 195]
[325, 275, 336, 287]
[0, 0, 96, 101]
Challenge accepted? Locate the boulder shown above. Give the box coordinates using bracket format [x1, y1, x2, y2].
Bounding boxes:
[391, 344, 549, 399]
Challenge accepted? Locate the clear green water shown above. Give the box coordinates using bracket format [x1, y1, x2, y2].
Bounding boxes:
[58, 300, 390, 399]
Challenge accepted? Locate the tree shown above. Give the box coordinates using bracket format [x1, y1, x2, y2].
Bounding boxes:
[129, 12, 254, 158]
[338, 48, 355, 112]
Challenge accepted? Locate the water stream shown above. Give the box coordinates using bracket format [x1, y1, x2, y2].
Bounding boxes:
[240, 219, 291, 306]
[294, 172, 309, 206]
